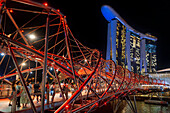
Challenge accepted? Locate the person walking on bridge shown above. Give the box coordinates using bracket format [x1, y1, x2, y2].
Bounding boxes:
[34, 81, 41, 103]
[63, 83, 69, 100]
[16, 82, 21, 107]
[45, 81, 49, 104]
[8, 80, 16, 106]
[8, 80, 17, 113]
[50, 82, 56, 102]
[20, 82, 30, 108]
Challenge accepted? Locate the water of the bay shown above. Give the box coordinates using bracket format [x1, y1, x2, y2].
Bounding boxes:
[93, 101, 170, 113]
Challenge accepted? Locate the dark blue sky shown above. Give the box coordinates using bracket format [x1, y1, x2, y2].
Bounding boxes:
[30, 0, 170, 70]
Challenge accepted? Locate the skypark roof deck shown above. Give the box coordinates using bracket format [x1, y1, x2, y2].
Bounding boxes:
[101, 5, 157, 41]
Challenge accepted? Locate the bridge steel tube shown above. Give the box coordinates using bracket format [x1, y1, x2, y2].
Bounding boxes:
[52, 64, 66, 101]
[63, 18, 78, 87]
[41, 12, 49, 113]
[0, 34, 100, 99]
[54, 53, 101, 113]
[87, 66, 117, 112]
[0, 66, 43, 80]
[6, 9, 30, 46]
[8, 44, 37, 113]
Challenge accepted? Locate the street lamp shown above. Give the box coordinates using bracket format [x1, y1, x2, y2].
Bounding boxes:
[50, 67, 53, 71]
[29, 34, 36, 40]
[21, 62, 26, 66]
[1, 52, 5, 56]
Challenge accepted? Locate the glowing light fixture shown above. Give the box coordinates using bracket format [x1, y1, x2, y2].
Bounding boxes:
[1, 52, 5, 56]
[95, 103, 98, 106]
[43, 2, 48, 6]
[9, 9, 13, 13]
[21, 62, 26, 66]
[29, 34, 36, 40]
[56, 69, 59, 72]
[66, 105, 69, 109]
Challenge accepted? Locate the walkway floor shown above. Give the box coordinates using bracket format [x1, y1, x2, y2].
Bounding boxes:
[0, 92, 72, 113]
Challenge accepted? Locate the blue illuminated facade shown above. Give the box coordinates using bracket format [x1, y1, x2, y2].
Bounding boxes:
[101, 5, 157, 74]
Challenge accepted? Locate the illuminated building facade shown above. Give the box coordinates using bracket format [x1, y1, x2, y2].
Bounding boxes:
[145, 39, 157, 72]
[101, 5, 157, 74]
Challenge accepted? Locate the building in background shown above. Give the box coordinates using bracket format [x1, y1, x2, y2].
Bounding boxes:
[101, 5, 157, 74]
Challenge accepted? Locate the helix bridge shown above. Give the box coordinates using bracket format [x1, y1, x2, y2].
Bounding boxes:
[0, 0, 169, 113]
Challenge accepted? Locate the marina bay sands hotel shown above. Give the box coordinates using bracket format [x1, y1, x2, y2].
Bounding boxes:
[101, 5, 157, 74]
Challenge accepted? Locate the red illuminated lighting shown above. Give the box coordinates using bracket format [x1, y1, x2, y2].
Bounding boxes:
[43, 2, 48, 6]
[9, 9, 13, 13]
[66, 105, 69, 109]
[95, 103, 98, 106]
[104, 102, 107, 105]
[57, 9, 60, 12]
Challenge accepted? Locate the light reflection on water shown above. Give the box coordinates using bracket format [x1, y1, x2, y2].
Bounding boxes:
[94, 101, 170, 113]
[121, 101, 170, 113]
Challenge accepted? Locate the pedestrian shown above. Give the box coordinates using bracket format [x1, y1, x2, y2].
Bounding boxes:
[20, 82, 30, 108]
[8, 80, 16, 106]
[34, 81, 41, 103]
[28, 82, 32, 95]
[16, 82, 21, 107]
[45, 81, 49, 104]
[63, 83, 69, 100]
[50, 82, 56, 102]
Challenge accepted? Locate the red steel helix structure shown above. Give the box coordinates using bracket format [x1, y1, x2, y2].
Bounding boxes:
[0, 0, 167, 113]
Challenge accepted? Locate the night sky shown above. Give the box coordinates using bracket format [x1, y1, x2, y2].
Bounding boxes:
[25, 0, 170, 70]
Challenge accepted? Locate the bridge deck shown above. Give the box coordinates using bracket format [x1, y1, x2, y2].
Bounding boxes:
[0, 92, 66, 113]
[0, 88, 122, 113]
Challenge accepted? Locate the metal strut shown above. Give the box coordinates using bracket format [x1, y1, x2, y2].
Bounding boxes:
[8, 43, 37, 113]
[41, 12, 50, 113]
[125, 95, 137, 113]
[63, 17, 78, 88]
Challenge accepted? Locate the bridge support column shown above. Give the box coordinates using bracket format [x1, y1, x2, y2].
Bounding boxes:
[106, 19, 117, 63]
[41, 12, 49, 113]
[140, 38, 147, 74]
[125, 95, 137, 113]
